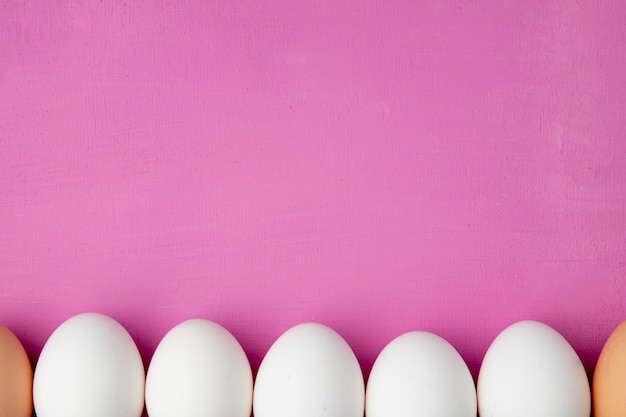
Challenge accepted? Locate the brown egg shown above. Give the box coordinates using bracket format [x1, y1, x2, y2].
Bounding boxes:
[593, 320, 626, 417]
[0, 324, 33, 417]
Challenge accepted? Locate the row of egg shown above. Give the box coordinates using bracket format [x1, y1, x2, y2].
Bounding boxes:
[1, 313, 626, 417]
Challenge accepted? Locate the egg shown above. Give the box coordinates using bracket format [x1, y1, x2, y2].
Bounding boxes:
[253, 323, 364, 417]
[366, 331, 476, 417]
[593, 319, 626, 417]
[477, 320, 590, 417]
[0, 324, 33, 417]
[33, 313, 145, 417]
[145, 319, 253, 417]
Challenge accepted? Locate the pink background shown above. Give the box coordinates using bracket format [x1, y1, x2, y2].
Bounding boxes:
[1, 0, 625, 380]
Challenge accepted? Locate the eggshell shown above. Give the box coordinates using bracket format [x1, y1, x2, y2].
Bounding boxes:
[366, 331, 476, 417]
[477, 320, 590, 417]
[145, 319, 253, 417]
[593, 319, 626, 417]
[0, 324, 33, 417]
[253, 323, 364, 417]
[33, 313, 145, 417]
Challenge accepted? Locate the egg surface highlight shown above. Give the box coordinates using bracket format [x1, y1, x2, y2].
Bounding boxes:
[33, 313, 145, 417]
[477, 320, 590, 417]
[366, 331, 476, 417]
[253, 322, 364, 417]
[145, 319, 253, 417]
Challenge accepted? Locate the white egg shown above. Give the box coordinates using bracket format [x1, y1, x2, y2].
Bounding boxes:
[253, 323, 364, 417]
[366, 331, 476, 417]
[33, 313, 145, 417]
[477, 320, 590, 417]
[145, 319, 253, 417]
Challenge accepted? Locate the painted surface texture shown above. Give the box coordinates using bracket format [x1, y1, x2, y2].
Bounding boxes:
[1, 0, 625, 376]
